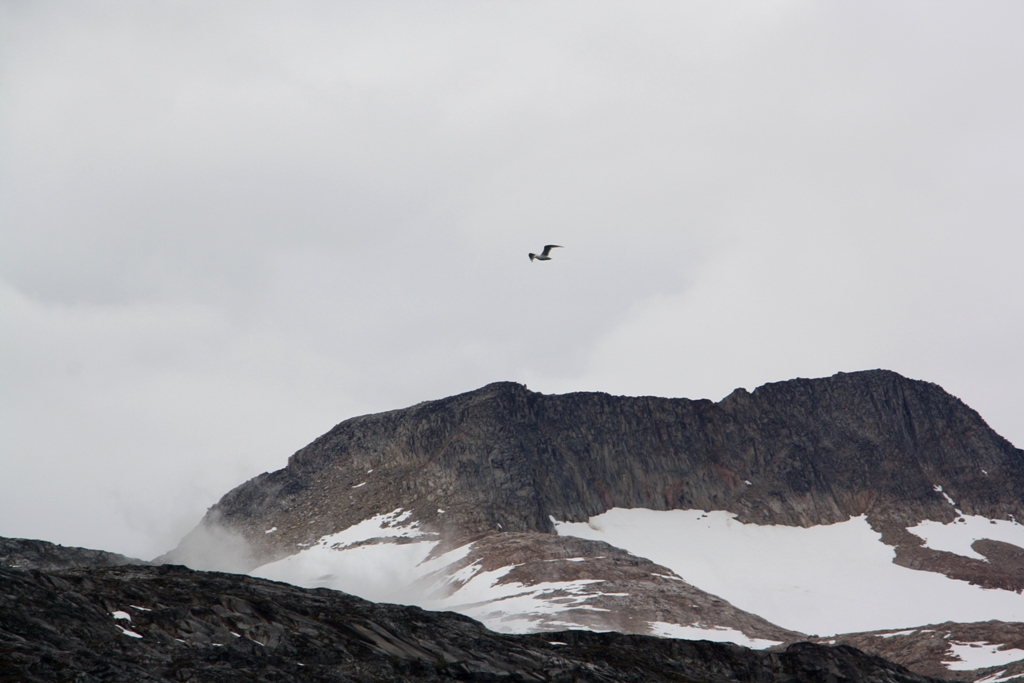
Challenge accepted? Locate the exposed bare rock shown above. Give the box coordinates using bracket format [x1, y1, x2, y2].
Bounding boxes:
[815, 621, 1024, 682]
[165, 370, 1024, 594]
[0, 561, 953, 683]
[0, 536, 148, 571]
[417, 532, 803, 643]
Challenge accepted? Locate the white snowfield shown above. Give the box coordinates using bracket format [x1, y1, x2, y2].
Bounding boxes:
[907, 486, 1024, 562]
[250, 508, 780, 648]
[908, 515, 1024, 562]
[946, 642, 1024, 671]
[554, 508, 1024, 636]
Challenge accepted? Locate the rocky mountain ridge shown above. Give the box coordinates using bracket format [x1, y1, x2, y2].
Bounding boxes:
[0, 536, 148, 572]
[168, 370, 1024, 587]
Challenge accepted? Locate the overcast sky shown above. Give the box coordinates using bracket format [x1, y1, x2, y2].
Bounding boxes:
[2, 1, 1022, 560]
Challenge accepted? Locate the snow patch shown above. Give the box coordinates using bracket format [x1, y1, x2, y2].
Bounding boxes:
[111, 610, 131, 621]
[648, 621, 780, 649]
[117, 625, 143, 639]
[352, 482, 366, 488]
[317, 508, 425, 549]
[946, 642, 1024, 671]
[879, 629, 917, 638]
[934, 485, 960, 510]
[907, 515, 1024, 562]
[253, 510, 680, 637]
[264, 527, 277, 534]
[554, 508, 1024, 636]
[977, 670, 1024, 683]
[437, 564, 614, 632]
[256, 537, 445, 604]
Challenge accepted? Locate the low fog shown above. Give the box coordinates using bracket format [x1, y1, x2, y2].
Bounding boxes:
[1, 1, 1022, 559]
[155, 512, 261, 574]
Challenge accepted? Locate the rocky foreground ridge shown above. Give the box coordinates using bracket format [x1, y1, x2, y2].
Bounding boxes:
[0, 536, 149, 572]
[0, 544, 950, 683]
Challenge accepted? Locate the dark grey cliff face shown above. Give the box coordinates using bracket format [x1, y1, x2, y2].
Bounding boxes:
[167, 370, 1024, 568]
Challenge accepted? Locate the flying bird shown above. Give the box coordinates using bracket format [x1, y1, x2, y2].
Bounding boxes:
[529, 245, 562, 262]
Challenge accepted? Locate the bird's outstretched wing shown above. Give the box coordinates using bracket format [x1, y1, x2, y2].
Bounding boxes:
[540, 245, 563, 257]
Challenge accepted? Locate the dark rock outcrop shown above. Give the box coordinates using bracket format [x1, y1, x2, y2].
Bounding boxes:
[167, 370, 1024, 572]
[0, 536, 148, 571]
[0, 560, 953, 683]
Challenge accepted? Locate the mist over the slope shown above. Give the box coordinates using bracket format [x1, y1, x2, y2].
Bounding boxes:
[0, 1, 1022, 558]
[156, 513, 260, 574]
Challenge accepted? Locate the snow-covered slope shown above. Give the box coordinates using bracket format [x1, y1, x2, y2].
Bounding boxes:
[251, 508, 795, 648]
[554, 508, 1024, 636]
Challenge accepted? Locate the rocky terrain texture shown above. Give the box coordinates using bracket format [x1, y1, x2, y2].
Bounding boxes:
[0, 557, 953, 683]
[166, 370, 1024, 595]
[419, 532, 803, 642]
[0, 536, 148, 571]
[814, 621, 1024, 681]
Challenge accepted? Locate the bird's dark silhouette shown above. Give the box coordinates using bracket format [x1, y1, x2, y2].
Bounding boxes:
[529, 245, 562, 262]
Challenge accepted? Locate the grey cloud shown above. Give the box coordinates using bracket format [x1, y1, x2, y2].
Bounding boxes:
[1, 1, 1021, 557]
